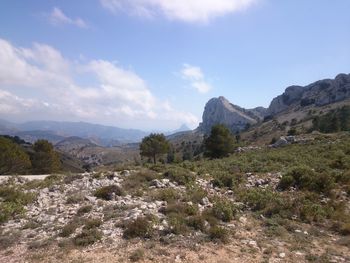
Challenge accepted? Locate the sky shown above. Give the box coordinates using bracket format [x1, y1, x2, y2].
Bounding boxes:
[0, 0, 350, 131]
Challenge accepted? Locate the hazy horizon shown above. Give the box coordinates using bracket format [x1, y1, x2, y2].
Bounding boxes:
[1, 0, 350, 130]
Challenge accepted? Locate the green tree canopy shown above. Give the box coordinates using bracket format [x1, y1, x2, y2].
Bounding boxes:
[0, 137, 32, 175]
[204, 124, 236, 158]
[31, 140, 61, 174]
[140, 133, 170, 164]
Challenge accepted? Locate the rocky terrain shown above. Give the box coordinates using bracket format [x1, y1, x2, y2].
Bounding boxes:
[1, 133, 350, 262]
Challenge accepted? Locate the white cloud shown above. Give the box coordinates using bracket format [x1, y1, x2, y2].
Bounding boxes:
[100, 0, 258, 23]
[181, 64, 212, 94]
[48, 7, 88, 28]
[0, 39, 198, 130]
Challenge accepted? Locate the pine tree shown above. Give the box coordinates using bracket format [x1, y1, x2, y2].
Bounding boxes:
[204, 124, 236, 158]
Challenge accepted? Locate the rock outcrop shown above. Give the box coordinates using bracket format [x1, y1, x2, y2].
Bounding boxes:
[198, 96, 266, 133]
[267, 73, 350, 116]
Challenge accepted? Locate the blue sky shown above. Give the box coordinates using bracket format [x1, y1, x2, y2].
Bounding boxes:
[0, 0, 350, 130]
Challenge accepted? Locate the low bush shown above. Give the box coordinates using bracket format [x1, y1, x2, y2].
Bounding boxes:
[122, 169, 160, 194]
[77, 205, 92, 215]
[208, 226, 229, 243]
[185, 186, 208, 204]
[94, 185, 125, 200]
[153, 188, 180, 203]
[161, 202, 198, 217]
[238, 188, 291, 218]
[211, 198, 236, 222]
[123, 216, 154, 239]
[73, 228, 102, 246]
[212, 171, 238, 189]
[278, 165, 334, 194]
[167, 213, 188, 234]
[0, 186, 36, 223]
[84, 218, 102, 229]
[59, 219, 82, 237]
[186, 215, 206, 231]
[164, 167, 195, 185]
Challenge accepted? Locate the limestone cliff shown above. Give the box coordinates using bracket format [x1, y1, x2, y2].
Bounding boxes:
[198, 96, 266, 133]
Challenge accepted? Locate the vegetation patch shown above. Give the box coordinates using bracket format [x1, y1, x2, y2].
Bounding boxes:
[73, 228, 102, 246]
[0, 186, 36, 223]
[163, 167, 195, 185]
[94, 185, 125, 200]
[123, 216, 154, 239]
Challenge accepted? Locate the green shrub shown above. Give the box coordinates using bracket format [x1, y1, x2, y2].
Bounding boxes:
[211, 199, 236, 222]
[185, 186, 207, 204]
[60, 220, 81, 237]
[186, 215, 206, 231]
[278, 166, 334, 194]
[336, 170, 350, 184]
[123, 217, 154, 239]
[167, 213, 188, 234]
[161, 202, 198, 217]
[208, 226, 229, 243]
[164, 167, 195, 185]
[154, 188, 180, 203]
[73, 228, 102, 246]
[0, 186, 36, 223]
[122, 169, 160, 194]
[84, 218, 102, 229]
[239, 188, 291, 218]
[278, 175, 295, 190]
[94, 185, 125, 200]
[212, 171, 236, 189]
[77, 205, 92, 215]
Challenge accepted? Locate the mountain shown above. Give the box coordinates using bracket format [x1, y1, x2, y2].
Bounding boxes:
[17, 121, 148, 143]
[14, 130, 66, 144]
[197, 73, 350, 135]
[267, 73, 350, 116]
[0, 120, 149, 145]
[198, 96, 267, 133]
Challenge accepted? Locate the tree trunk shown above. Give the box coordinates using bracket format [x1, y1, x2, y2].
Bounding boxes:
[153, 154, 156, 164]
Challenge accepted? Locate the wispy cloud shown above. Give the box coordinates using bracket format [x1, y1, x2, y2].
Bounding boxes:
[48, 7, 88, 28]
[100, 0, 258, 23]
[0, 38, 198, 129]
[181, 64, 212, 94]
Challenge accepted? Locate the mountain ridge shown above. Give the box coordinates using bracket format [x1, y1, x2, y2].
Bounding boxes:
[198, 73, 350, 133]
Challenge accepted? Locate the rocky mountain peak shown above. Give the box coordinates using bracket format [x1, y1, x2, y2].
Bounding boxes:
[198, 96, 266, 133]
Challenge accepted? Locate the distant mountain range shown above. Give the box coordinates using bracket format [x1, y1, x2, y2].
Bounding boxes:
[0, 119, 190, 146]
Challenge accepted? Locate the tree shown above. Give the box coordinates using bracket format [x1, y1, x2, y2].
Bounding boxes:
[0, 137, 32, 175]
[31, 140, 61, 174]
[139, 133, 170, 164]
[204, 124, 236, 158]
